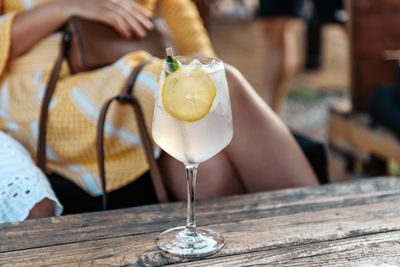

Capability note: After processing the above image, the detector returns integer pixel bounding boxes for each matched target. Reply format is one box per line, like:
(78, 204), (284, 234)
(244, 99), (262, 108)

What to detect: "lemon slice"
(162, 68), (216, 122)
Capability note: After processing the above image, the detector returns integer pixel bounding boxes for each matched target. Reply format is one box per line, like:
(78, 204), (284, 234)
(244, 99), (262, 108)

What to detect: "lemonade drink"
(152, 56), (233, 164)
(153, 55), (230, 257)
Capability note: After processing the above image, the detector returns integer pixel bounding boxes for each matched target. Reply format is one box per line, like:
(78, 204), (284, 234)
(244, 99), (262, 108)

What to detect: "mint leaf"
(165, 56), (179, 76)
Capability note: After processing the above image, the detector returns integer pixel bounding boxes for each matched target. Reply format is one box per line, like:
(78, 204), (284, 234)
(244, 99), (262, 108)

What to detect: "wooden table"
(1, 177), (400, 266)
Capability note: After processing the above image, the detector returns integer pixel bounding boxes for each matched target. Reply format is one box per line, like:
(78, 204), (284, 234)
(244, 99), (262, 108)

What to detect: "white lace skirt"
(0, 131), (62, 223)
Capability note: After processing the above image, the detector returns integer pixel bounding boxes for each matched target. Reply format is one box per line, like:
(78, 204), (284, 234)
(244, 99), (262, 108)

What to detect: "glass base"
(156, 226), (225, 258)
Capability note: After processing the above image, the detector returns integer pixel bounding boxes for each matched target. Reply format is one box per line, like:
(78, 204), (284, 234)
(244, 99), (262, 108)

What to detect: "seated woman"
(0, 0), (318, 223)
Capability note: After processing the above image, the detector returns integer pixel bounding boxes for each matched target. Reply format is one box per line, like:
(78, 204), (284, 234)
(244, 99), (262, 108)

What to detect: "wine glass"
(152, 56), (233, 257)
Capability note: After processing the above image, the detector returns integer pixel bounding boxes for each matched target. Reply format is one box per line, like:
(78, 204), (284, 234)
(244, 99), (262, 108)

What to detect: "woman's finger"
(104, 12), (132, 38)
(110, 5), (147, 38)
(120, 0), (153, 18)
(113, 0), (154, 31)
(129, 10), (154, 31)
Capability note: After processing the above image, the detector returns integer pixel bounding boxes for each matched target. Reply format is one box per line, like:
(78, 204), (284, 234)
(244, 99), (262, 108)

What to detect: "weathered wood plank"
(0, 178), (399, 253)
(1, 191), (400, 266)
(172, 231), (400, 266)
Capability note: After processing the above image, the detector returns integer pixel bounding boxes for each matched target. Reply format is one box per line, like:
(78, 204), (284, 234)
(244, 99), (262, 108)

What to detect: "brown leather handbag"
(37, 16), (172, 209)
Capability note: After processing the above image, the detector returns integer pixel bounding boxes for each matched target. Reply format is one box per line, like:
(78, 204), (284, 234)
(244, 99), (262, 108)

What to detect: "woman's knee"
(224, 63), (241, 84)
(224, 63), (247, 99)
(224, 63), (268, 110)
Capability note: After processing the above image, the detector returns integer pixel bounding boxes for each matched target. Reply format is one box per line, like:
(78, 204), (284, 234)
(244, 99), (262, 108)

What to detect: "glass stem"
(185, 164), (199, 235)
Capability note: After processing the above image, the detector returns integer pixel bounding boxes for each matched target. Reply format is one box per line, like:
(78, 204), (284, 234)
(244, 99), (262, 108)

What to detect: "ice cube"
(187, 59), (203, 69)
(210, 59), (220, 67)
(203, 59), (223, 73)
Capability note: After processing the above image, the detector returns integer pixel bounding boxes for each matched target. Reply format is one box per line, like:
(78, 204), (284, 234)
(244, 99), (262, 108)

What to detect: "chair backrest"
(347, 0), (400, 112)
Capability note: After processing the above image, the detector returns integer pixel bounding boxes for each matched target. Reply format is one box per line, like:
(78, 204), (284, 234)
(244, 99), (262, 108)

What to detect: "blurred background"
(208, 0), (348, 142)
(195, 0), (400, 183)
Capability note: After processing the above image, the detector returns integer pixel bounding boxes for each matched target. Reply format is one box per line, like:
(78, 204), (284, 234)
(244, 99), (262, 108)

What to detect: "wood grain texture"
(1, 178), (399, 253)
(0, 178), (400, 266)
(173, 231), (400, 266)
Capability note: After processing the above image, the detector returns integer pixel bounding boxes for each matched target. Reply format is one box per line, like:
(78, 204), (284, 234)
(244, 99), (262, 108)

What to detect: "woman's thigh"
(158, 151), (245, 201)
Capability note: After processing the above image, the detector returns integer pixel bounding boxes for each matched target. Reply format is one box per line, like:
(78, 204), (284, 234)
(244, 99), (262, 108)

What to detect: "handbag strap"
(37, 32), (71, 172)
(37, 32), (169, 208)
(97, 59), (169, 210)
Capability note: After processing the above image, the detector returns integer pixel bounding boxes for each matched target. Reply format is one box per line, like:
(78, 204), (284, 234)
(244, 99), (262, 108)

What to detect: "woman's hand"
(63, 0), (154, 39)
(10, 0), (154, 59)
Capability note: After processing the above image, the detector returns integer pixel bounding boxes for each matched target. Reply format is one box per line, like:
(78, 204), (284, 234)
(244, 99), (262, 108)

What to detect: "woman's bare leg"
(224, 64), (318, 192)
(159, 152), (245, 201)
(159, 64), (318, 201)
(261, 17), (301, 114)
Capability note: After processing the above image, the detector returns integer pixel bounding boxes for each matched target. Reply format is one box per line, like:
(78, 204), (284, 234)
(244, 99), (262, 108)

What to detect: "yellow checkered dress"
(0, 0), (215, 196)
